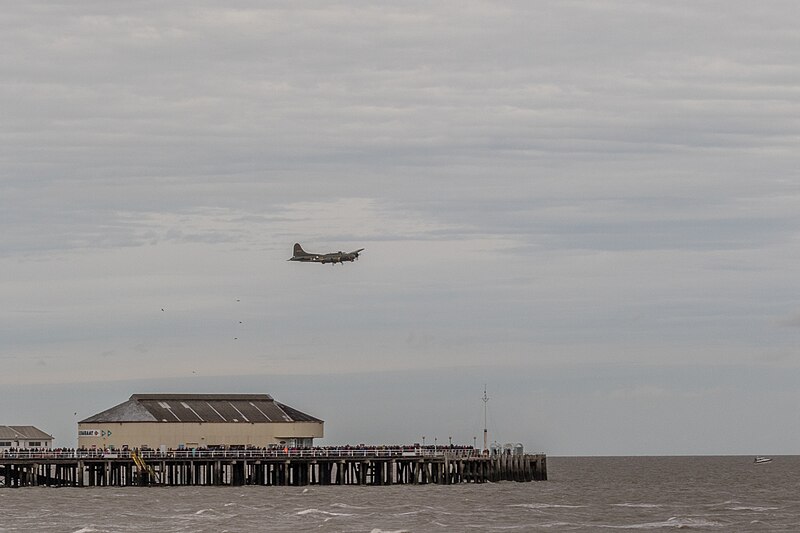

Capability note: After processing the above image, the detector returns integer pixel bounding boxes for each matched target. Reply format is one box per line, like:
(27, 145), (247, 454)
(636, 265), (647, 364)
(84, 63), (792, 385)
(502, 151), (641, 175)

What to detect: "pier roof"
(79, 394), (322, 424)
(0, 426), (53, 440)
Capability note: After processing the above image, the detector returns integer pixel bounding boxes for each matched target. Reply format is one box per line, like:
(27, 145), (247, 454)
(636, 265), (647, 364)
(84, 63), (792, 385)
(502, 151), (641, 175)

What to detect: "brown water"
(1, 456), (797, 531)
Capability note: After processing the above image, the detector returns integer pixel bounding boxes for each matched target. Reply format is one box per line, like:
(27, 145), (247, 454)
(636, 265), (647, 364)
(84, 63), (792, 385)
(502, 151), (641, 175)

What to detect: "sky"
(1, 1), (799, 455)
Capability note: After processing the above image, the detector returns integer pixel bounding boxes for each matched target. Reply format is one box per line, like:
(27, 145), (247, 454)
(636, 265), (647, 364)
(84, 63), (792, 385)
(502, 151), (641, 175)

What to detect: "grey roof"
(80, 394), (322, 424)
(0, 426), (53, 440)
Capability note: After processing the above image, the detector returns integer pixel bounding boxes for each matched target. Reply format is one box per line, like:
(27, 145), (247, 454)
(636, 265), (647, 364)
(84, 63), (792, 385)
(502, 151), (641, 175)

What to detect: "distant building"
(78, 394), (324, 450)
(0, 426), (53, 450)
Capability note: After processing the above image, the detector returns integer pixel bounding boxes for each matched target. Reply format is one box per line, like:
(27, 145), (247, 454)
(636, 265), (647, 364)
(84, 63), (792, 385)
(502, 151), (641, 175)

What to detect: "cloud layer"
(2, 1), (799, 452)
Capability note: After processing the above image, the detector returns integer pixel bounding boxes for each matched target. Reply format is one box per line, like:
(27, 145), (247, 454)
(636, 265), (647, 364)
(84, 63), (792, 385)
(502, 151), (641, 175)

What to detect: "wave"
(177, 509), (239, 521)
(597, 517), (724, 529)
(466, 525), (530, 530)
(611, 503), (663, 508)
(509, 503), (585, 509)
(296, 508), (354, 517)
(528, 522), (582, 529)
(331, 502), (371, 509)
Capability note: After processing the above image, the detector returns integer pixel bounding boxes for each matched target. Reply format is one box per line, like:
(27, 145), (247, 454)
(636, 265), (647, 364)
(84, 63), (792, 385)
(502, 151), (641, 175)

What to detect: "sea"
(1, 456), (797, 532)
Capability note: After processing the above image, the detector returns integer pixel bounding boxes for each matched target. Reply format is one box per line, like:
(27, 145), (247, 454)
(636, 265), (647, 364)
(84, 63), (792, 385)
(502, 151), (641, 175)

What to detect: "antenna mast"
(482, 385), (489, 452)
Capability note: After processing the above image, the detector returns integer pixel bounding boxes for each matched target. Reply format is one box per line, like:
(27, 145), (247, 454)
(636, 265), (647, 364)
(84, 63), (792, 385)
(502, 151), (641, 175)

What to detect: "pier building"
(78, 394), (323, 450)
(0, 426), (53, 451)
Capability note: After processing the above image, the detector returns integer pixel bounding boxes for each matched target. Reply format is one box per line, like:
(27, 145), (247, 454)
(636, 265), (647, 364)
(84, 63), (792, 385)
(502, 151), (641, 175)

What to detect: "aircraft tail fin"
(293, 243), (306, 256)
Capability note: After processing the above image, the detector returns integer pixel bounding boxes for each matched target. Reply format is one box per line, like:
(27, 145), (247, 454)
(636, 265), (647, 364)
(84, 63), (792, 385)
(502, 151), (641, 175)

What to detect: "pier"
(0, 448), (546, 488)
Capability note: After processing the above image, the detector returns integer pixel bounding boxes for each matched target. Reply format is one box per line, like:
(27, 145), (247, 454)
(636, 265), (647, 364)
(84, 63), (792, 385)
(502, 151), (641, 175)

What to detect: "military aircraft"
(288, 243), (365, 264)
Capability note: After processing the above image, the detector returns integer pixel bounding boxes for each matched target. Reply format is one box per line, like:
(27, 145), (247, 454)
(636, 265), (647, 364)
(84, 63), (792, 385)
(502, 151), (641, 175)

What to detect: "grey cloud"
(778, 314), (800, 328)
(2, 1), (800, 454)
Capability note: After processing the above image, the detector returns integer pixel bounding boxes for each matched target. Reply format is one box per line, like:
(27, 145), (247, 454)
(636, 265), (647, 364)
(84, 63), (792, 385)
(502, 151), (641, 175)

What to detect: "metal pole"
(482, 385), (489, 452)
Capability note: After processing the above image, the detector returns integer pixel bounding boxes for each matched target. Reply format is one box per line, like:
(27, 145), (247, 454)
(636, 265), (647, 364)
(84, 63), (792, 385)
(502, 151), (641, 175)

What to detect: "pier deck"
(0, 448), (546, 487)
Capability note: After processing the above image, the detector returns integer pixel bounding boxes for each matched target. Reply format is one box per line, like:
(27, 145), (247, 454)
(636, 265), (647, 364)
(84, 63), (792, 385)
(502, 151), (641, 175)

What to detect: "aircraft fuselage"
(289, 243), (364, 264)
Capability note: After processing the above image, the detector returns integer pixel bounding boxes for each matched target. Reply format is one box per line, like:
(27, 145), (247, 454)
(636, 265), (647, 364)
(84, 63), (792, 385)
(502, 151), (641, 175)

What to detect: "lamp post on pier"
(482, 386), (489, 452)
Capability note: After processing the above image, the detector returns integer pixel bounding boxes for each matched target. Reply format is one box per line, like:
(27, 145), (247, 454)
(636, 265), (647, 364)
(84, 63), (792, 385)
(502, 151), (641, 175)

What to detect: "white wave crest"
(331, 502), (370, 509)
(296, 508), (353, 517)
(612, 503), (663, 508)
(510, 503), (585, 509)
(599, 516), (724, 529)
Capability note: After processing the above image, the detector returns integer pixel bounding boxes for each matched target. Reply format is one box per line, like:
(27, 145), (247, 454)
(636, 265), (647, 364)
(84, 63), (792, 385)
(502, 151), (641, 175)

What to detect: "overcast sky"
(2, 1), (799, 455)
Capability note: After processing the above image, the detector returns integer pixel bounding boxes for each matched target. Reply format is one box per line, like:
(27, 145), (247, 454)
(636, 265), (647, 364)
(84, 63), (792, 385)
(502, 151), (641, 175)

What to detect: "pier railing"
(0, 447), (487, 461)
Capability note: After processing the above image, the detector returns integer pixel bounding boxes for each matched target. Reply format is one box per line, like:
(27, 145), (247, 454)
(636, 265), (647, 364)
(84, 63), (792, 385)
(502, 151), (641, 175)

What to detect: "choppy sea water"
(1, 456), (798, 532)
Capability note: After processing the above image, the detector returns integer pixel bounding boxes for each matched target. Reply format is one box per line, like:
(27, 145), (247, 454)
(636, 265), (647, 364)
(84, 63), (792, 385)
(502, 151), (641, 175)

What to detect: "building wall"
(77, 421), (323, 449)
(0, 439), (52, 450)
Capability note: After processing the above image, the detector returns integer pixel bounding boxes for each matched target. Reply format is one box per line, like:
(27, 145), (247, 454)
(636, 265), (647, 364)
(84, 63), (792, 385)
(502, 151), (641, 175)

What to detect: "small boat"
(754, 456), (772, 464)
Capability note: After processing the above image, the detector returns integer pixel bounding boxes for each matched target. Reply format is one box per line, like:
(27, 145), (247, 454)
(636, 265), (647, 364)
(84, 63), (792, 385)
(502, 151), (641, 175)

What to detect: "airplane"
(288, 243), (365, 264)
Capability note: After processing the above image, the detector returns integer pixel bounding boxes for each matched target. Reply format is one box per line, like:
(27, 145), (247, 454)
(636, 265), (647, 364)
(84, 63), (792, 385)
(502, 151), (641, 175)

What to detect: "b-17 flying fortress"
(288, 243), (364, 265)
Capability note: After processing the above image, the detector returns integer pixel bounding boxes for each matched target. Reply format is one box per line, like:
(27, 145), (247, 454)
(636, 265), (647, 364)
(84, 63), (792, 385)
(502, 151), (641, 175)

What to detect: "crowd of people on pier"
(1, 444), (483, 460)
